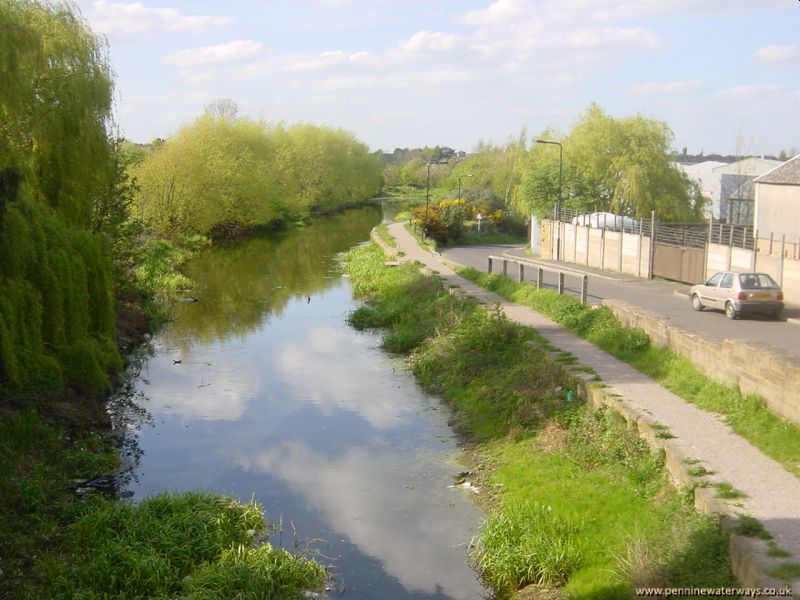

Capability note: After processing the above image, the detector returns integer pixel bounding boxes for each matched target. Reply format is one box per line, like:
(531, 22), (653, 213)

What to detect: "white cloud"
(275, 326), (412, 429)
(716, 83), (783, 100)
(164, 40), (263, 68)
(85, 0), (230, 41)
(465, 0), (526, 26)
(755, 45), (800, 66)
(627, 79), (703, 95)
(396, 31), (464, 58)
(233, 441), (484, 598)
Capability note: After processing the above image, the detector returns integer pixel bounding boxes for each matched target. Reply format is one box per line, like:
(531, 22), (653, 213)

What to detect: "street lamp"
(458, 173), (473, 202)
(535, 139), (563, 261)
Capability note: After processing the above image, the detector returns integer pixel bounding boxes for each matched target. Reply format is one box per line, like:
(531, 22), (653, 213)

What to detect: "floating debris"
(176, 296), (198, 303)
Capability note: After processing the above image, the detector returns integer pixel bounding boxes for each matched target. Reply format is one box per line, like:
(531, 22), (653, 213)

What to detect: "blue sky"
(75, 0), (800, 156)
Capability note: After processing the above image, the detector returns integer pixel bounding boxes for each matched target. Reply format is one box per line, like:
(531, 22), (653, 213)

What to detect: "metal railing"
(488, 255), (589, 304)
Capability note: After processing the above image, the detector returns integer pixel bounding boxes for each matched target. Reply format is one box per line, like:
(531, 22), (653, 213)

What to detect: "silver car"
(690, 271), (784, 320)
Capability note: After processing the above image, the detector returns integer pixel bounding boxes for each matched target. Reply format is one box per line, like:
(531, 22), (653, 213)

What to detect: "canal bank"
(377, 221), (800, 596)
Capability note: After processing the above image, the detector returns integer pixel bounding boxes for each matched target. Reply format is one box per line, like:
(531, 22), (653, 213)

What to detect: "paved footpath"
(387, 222), (800, 587)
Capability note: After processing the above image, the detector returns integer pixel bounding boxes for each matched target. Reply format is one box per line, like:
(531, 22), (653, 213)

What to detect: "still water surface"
(120, 204), (487, 599)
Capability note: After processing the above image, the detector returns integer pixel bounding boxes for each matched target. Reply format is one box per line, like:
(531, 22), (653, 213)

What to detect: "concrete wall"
(706, 242), (800, 303)
(755, 183), (800, 239)
(538, 219), (652, 278)
(605, 298), (800, 426)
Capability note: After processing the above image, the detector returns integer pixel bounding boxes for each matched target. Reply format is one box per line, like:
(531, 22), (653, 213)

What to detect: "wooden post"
(537, 267), (543, 290)
(518, 263), (524, 283)
(581, 274), (588, 304)
(502, 259), (508, 276)
(558, 272), (565, 295)
(488, 257), (493, 273)
(779, 234), (785, 286)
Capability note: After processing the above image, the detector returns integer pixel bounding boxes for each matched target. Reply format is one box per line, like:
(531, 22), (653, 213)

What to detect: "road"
(440, 244), (800, 362)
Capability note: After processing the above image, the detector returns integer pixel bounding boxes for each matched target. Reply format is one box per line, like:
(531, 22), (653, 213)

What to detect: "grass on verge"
(344, 243), (736, 599)
(458, 267), (800, 478)
(0, 409), (325, 599)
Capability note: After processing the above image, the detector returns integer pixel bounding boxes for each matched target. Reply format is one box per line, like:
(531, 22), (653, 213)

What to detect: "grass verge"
(0, 409), (325, 599)
(458, 267), (800, 478)
(344, 242), (736, 598)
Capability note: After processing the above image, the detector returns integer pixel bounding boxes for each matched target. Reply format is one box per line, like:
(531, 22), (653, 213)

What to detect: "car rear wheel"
(691, 294), (704, 311)
(725, 302), (738, 320)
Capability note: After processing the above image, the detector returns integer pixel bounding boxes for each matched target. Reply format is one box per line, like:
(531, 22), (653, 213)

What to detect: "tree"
(131, 113), (383, 236)
(515, 104), (700, 221)
(0, 0), (115, 227)
(0, 0), (121, 392)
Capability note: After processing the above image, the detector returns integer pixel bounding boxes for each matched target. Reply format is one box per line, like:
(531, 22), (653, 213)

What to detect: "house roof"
(754, 155), (800, 185)
(712, 157), (782, 176)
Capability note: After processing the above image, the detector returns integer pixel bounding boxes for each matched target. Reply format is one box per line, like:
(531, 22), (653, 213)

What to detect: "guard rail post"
(536, 267), (543, 290)
(488, 257), (493, 273)
(518, 263), (524, 283)
(558, 272), (565, 295)
(581, 274), (588, 304)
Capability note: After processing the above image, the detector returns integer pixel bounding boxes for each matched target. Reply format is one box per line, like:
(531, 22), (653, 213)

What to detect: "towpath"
(387, 222), (800, 589)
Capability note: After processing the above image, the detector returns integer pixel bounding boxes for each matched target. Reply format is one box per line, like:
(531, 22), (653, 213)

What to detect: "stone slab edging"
(575, 379), (795, 593)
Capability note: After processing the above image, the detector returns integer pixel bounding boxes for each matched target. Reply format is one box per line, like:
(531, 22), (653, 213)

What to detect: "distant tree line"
(129, 103), (383, 237)
(386, 103), (707, 223)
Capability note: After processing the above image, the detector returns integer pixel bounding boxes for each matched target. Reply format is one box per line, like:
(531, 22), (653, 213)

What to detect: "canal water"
(116, 204), (488, 599)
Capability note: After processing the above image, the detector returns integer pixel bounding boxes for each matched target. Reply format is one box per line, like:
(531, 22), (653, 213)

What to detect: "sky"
(74, 0), (800, 156)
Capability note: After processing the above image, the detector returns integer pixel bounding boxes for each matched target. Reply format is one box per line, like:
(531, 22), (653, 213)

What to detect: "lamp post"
(535, 139), (563, 260)
(458, 173), (473, 202)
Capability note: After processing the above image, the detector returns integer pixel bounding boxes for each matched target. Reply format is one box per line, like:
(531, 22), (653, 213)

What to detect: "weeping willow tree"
(0, 1), (121, 394)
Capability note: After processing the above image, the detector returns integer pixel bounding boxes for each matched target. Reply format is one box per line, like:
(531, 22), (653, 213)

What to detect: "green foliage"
(471, 501), (583, 590)
(0, 2), (124, 394)
(0, 199), (120, 393)
(48, 490), (324, 598)
(734, 515), (772, 540)
(132, 110), (383, 237)
(0, 409), (120, 594)
(185, 543), (326, 599)
(516, 104), (702, 221)
(0, 0), (115, 227)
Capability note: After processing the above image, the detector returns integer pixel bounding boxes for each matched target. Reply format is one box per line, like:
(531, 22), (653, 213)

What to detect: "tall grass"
(472, 501), (583, 590)
(0, 410), (325, 599)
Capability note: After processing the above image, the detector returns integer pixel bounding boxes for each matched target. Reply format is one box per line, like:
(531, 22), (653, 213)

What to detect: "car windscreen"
(738, 273), (779, 289)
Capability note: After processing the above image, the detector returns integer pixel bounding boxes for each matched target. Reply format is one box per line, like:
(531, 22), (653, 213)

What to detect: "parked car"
(689, 272), (784, 320)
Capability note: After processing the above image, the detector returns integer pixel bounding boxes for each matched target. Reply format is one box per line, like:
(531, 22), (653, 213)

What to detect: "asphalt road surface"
(440, 244), (800, 362)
